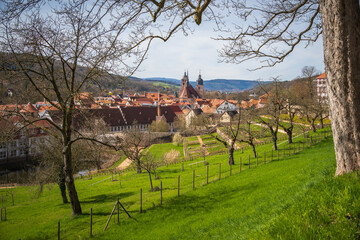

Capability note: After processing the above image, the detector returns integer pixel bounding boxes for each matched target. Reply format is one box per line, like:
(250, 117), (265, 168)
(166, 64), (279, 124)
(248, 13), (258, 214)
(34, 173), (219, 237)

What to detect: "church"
(179, 71), (204, 100)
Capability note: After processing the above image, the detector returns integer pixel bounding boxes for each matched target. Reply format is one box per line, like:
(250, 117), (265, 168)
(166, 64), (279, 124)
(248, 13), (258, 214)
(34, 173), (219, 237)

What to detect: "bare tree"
(256, 78), (284, 150)
(237, 108), (259, 158)
(213, 111), (241, 166)
(0, 1), (167, 215)
(139, 151), (163, 191)
(118, 129), (152, 174)
(279, 83), (302, 143)
(209, 0), (360, 175)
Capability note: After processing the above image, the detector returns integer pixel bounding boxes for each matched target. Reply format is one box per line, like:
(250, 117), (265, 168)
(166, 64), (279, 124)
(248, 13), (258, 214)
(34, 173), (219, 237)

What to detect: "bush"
(172, 132), (183, 146)
(164, 149), (180, 164)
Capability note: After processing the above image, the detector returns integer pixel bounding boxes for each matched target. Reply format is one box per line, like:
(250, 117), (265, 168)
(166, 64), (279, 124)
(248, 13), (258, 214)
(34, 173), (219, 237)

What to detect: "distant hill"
(139, 77), (267, 92)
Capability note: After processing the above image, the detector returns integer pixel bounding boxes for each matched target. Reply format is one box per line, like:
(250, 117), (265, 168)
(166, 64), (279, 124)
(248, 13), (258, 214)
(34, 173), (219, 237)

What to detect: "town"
(1, 0), (359, 239)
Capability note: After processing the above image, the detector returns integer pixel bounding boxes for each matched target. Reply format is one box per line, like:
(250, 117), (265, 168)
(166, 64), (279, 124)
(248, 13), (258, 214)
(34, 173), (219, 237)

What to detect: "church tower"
(181, 71), (189, 90)
(196, 72), (204, 99)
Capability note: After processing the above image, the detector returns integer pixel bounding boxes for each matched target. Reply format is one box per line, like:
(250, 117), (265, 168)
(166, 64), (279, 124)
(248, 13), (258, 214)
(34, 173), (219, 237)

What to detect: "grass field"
(1, 128), (358, 239)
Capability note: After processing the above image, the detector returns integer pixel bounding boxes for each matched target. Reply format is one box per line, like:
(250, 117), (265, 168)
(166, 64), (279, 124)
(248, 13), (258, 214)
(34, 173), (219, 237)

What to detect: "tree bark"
(319, 0), (360, 176)
(310, 120), (316, 132)
(63, 144), (82, 215)
(148, 172), (153, 191)
(62, 109), (82, 215)
(287, 130), (293, 144)
(136, 159), (142, 174)
(320, 118), (324, 129)
(272, 135), (278, 151)
(251, 144), (257, 158)
(58, 169), (68, 204)
(228, 147), (234, 165)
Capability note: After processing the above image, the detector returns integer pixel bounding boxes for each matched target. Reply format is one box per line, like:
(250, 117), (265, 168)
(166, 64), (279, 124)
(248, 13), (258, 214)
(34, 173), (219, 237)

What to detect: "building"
(0, 116), (50, 170)
(316, 72), (328, 102)
(196, 73), (204, 98)
(179, 71), (203, 100)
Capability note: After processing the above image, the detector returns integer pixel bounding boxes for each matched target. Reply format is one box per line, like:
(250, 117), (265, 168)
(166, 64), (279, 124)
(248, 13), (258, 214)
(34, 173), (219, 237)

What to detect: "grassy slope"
(1, 133), (358, 239)
(94, 138), (343, 240)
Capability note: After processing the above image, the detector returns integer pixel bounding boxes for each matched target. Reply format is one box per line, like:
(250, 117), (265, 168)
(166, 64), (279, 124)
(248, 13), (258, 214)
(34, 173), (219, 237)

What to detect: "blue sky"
(135, 24), (325, 82)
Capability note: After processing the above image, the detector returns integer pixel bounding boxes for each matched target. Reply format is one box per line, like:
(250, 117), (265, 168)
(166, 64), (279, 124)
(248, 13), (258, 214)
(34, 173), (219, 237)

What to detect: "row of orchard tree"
(0, 0), (358, 216)
(210, 68), (329, 167)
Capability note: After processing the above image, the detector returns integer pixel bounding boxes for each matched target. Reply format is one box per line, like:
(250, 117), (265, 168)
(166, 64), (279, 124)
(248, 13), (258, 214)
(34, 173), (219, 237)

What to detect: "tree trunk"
(228, 147), (234, 165)
(148, 172), (153, 191)
(272, 135), (278, 150)
(310, 120), (316, 132)
(287, 130), (293, 144)
(320, 117), (324, 129)
(63, 144), (82, 215)
(319, 0), (360, 176)
(251, 144), (257, 158)
(136, 159), (142, 174)
(58, 169), (68, 204)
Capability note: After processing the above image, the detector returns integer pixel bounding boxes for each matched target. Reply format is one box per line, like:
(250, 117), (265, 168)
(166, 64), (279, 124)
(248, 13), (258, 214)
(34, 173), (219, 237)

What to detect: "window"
(9, 141), (16, 148)
(0, 151), (7, 159)
(10, 149), (17, 157)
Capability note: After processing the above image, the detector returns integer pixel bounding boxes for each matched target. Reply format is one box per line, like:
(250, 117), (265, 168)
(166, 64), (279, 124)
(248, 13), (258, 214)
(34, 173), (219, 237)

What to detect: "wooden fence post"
(178, 176), (180, 197)
(117, 197), (119, 224)
(140, 188), (142, 213)
(58, 221), (60, 240)
(282, 147), (285, 158)
(219, 163), (221, 180)
(293, 144), (295, 155)
(264, 151), (266, 164)
(160, 181), (163, 205)
(206, 165), (209, 185)
(90, 208), (93, 237)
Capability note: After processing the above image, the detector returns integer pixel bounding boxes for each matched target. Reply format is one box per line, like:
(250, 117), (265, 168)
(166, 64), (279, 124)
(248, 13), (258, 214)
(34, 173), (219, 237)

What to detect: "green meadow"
(1, 129), (359, 239)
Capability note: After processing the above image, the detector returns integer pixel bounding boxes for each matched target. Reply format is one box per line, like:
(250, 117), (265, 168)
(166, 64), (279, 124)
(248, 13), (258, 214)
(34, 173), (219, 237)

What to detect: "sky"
(135, 22), (325, 82)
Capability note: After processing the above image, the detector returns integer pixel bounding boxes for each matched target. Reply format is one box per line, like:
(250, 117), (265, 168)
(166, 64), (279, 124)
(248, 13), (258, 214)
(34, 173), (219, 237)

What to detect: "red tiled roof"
(316, 72), (326, 79)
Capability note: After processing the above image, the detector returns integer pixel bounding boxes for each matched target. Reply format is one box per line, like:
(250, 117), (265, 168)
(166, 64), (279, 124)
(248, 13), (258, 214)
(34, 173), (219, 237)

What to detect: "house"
(185, 108), (203, 128)
(47, 105), (179, 134)
(214, 100), (238, 114)
(219, 110), (238, 123)
(0, 116), (50, 170)
(316, 72), (328, 102)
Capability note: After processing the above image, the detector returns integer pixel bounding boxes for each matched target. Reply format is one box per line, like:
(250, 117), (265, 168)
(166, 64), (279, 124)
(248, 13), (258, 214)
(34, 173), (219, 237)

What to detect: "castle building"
(179, 71), (204, 100)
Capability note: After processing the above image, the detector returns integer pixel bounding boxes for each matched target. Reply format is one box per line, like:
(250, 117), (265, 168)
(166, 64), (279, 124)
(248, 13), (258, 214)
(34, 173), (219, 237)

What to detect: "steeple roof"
(197, 73), (203, 85)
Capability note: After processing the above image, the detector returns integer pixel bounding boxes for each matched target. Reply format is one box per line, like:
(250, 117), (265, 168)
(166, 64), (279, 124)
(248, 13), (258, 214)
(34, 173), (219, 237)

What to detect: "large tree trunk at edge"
(319, 0), (360, 176)
(228, 147), (234, 165)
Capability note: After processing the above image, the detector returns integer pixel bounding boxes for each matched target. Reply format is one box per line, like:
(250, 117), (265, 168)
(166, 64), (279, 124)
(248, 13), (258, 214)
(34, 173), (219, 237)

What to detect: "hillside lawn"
(1, 129), (359, 239)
